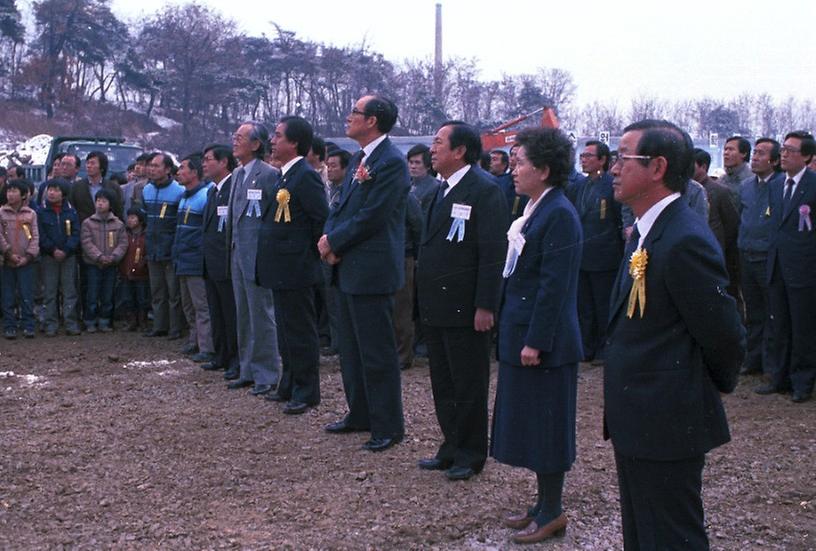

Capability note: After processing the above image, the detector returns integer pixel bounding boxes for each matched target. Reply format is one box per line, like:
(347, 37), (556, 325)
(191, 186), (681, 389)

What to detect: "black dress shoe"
(283, 401), (310, 414)
(362, 435), (403, 452)
(792, 391), (812, 403)
(223, 368), (240, 380)
(740, 365), (762, 376)
(418, 457), (452, 471)
(200, 361), (223, 371)
(167, 331), (183, 341)
(325, 418), (369, 434)
(143, 329), (167, 337)
(446, 466), (476, 481)
(227, 379), (253, 390)
(181, 343), (198, 355)
(191, 352), (214, 363)
(250, 383), (273, 396)
(755, 383), (785, 395)
(265, 391), (289, 403)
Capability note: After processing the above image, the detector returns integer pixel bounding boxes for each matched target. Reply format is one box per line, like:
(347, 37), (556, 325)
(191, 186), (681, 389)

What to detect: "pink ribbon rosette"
(799, 204), (812, 232)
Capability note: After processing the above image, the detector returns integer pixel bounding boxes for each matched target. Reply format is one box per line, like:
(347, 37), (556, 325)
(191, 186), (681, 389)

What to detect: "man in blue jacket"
(319, 95), (409, 452)
(567, 140), (622, 364)
(173, 154), (214, 362)
(605, 119), (744, 550)
(143, 152), (185, 339)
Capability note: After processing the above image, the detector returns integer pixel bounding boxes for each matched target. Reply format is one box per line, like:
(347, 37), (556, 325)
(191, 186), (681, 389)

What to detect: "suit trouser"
(768, 267), (816, 394)
(179, 275), (214, 354)
(205, 277), (238, 371)
(615, 452), (708, 551)
(231, 255), (280, 386)
(336, 291), (404, 439)
(274, 286), (320, 405)
(320, 263), (339, 350)
(578, 269), (617, 360)
(425, 324), (490, 471)
(739, 252), (774, 374)
(41, 255), (79, 332)
(393, 257), (416, 369)
(148, 260), (181, 334)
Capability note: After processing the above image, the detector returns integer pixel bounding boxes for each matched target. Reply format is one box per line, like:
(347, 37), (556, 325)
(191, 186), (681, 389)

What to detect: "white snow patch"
(0, 371), (48, 387)
(123, 359), (178, 369)
(152, 114), (180, 129)
(157, 370), (181, 377)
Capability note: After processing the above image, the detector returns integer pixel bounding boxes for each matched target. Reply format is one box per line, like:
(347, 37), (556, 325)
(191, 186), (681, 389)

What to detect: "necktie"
(231, 167), (246, 218)
(783, 178), (794, 209)
(433, 180), (449, 212)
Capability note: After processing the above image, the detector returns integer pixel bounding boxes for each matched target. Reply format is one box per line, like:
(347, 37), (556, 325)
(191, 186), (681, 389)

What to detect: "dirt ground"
(1, 332), (814, 550)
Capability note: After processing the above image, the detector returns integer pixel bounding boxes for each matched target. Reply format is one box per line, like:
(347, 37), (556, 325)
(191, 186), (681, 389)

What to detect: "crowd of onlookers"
(2, 95), (815, 549)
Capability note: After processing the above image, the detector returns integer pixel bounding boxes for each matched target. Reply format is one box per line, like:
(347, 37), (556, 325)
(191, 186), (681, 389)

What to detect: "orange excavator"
(480, 107), (560, 151)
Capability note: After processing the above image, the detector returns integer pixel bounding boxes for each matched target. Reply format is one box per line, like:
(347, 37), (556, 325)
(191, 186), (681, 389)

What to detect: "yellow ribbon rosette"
(275, 189), (291, 223)
(626, 248), (648, 319)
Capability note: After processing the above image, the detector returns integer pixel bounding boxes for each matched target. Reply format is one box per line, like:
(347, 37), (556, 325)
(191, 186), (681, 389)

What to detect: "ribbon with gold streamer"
(626, 248), (648, 319)
(275, 189), (291, 223)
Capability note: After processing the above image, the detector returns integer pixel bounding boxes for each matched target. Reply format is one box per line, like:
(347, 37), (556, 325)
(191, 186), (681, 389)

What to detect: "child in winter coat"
(0, 179), (40, 338)
(80, 188), (127, 332)
(37, 179), (81, 336)
(118, 207), (150, 331)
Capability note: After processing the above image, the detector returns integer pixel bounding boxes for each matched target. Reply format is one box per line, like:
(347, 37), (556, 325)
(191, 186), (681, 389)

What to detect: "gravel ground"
(1, 332), (814, 549)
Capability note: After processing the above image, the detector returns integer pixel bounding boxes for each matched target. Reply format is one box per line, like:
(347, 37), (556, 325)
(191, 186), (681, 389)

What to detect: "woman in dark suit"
(490, 128), (584, 545)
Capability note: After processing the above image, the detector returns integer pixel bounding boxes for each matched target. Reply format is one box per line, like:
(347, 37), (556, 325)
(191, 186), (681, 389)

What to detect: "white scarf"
(502, 187), (552, 278)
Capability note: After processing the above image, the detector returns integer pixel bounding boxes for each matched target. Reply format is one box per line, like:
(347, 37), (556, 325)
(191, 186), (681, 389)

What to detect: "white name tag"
(247, 189), (262, 201)
(217, 206), (228, 216)
(450, 203), (472, 220)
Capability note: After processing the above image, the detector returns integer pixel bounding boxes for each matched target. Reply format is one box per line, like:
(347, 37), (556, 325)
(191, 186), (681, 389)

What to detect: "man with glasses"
(605, 119), (744, 550)
(567, 140), (622, 365)
(762, 131), (816, 403)
(319, 95), (409, 452)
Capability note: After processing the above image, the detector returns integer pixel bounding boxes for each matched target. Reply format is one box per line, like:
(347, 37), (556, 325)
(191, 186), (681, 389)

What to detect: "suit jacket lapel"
(425, 169), (475, 241)
(782, 178), (808, 223)
(264, 159), (302, 217)
(610, 198), (680, 319)
(335, 151), (364, 211)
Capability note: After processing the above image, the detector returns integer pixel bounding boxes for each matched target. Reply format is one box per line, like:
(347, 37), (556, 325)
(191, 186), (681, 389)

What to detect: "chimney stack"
(434, 3), (443, 100)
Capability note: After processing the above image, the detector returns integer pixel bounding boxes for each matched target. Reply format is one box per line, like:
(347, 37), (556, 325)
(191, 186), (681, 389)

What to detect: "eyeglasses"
(613, 154), (654, 165)
(781, 145), (802, 154)
(350, 108), (367, 117)
(579, 152), (597, 159)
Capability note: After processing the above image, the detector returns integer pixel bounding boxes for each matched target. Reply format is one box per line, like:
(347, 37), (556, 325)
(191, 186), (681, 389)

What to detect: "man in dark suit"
(258, 116), (328, 414)
(319, 95), (409, 452)
(226, 122), (281, 396)
(761, 131), (816, 403)
(201, 144), (239, 379)
(415, 121), (508, 480)
(566, 140), (622, 364)
(693, 148), (740, 301)
(605, 119), (745, 550)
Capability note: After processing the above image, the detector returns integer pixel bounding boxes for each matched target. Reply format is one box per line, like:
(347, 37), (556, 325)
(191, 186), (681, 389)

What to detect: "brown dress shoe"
(512, 513), (567, 544)
(504, 511), (534, 530)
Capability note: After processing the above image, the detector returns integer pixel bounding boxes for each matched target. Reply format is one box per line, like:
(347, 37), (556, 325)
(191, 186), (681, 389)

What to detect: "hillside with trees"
(1, 0), (814, 155)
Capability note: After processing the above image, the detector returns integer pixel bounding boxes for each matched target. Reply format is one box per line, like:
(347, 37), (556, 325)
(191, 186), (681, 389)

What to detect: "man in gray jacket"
(226, 122), (281, 397)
